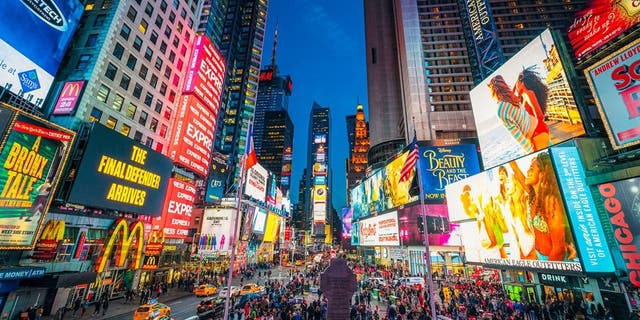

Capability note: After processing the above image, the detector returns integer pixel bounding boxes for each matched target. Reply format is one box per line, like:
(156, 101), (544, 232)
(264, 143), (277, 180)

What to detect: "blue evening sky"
(261, 0), (368, 210)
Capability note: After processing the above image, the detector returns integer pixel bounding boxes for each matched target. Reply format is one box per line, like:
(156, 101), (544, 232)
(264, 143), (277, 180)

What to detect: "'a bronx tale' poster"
(0, 110), (74, 248)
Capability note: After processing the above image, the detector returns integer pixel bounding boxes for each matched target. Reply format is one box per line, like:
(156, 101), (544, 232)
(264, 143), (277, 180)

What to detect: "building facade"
(306, 102), (330, 240)
(346, 104), (369, 204)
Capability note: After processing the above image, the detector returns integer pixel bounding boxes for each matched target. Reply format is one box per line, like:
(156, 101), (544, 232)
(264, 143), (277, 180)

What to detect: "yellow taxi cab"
(194, 284), (217, 297)
(133, 303), (171, 320)
(295, 259), (304, 266)
(239, 283), (262, 295)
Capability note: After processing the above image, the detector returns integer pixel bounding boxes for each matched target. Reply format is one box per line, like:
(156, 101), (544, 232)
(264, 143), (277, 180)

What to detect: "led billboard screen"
(470, 29), (585, 169)
(351, 221), (360, 246)
(446, 150), (583, 272)
(397, 204), (458, 247)
(68, 123), (173, 215)
(205, 152), (227, 202)
(313, 186), (327, 223)
(0, 0), (82, 105)
(245, 163), (268, 202)
(359, 211), (400, 246)
(568, 0), (640, 60)
(252, 208), (267, 234)
(419, 145), (481, 202)
(0, 112), (74, 249)
(263, 213), (280, 243)
(340, 207), (353, 239)
(585, 38), (640, 149)
(183, 35), (225, 111)
(200, 208), (235, 255)
(51, 81), (86, 115)
(156, 178), (195, 239)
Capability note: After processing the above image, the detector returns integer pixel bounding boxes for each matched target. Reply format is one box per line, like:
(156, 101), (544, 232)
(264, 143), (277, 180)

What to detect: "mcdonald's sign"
(52, 81), (86, 115)
(32, 219), (65, 260)
(142, 254), (159, 270)
(95, 218), (144, 273)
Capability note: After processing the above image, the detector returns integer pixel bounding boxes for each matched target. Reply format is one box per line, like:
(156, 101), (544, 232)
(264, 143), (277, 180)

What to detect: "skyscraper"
(306, 102), (330, 239)
(346, 104), (369, 204)
(259, 110), (294, 193)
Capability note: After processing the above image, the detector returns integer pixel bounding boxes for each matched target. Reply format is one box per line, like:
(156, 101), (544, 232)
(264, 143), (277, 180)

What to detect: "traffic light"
(417, 216), (424, 233)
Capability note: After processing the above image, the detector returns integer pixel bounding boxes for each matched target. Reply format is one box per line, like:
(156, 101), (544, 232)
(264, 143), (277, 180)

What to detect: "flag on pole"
(399, 137), (419, 182)
(244, 123), (258, 170)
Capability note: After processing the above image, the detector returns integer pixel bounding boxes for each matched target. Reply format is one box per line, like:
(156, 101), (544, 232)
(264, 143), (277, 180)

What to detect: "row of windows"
(89, 106), (164, 152)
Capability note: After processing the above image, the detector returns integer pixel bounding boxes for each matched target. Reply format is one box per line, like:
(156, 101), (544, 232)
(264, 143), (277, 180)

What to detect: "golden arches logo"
(39, 220), (65, 241)
(148, 229), (165, 244)
(61, 82), (81, 97)
(95, 218), (144, 273)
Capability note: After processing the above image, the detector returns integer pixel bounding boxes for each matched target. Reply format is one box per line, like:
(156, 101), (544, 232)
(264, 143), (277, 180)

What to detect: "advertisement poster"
(241, 205), (256, 241)
(0, 0), (83, 104)
(182, 35), (225, 112)
(244, 163), (268, 202)
(313, 186), (327, 223)
(154, 179), (195, 239)
(263, 213), (280, 243)
(470, 29), (584, 169)
(0, 113), (74, 248)
(383, 150), (418, 209)
(351, 221), (360, 246)
(351, 183), (367, 220)
(551, 147), (615, 273)
(51, 81), (86, 115)
(68, 123), (172, 215)
(568, 0), (640, 60)
(32, 219), (65, 260)
(397, 204), (458, 247)
(585, 39), (640, 149)
(597, 179), (640, 286)
(200, 208), (235, 255)
(340, 207), (353, 239)
(446, 150), (583, 272)
(205, 152), (227, 202)
(419, 145), (481, 202)
(252, 208), (267, 234)
(462, 0), (504, 81)
(365, 169), (386, 214)
(359, 211), (400, 247)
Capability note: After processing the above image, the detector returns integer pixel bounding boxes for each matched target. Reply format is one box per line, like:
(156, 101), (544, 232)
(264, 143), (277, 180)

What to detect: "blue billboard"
(0, 0), (83, 105)
(462, 0), (504, 84)
(419, 145), (481, 203)
(551, 147), (615, 273)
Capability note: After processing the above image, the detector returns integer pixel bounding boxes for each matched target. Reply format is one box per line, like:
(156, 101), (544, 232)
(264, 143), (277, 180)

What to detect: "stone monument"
(320, 258), (357, 320)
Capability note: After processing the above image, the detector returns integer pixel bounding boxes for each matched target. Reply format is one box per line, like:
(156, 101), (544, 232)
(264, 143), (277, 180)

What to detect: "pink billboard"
(183, 35), (225, 112)
(52, 81), (85, 115)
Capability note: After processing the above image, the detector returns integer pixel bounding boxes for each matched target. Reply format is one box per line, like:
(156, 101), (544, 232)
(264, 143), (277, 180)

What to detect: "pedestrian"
(72, 298), (81, 317)
(35, 306), (43, 320)
(102, 299), (109, 316)
(80, 300), (88, 318)
(92, 300), (101, 316)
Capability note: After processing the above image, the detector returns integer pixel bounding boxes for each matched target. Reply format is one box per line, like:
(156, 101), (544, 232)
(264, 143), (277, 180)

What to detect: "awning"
(21, 271), (98, 288)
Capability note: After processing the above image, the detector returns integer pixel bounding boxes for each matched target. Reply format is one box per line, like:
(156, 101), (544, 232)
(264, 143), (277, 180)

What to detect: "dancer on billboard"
(514, 67), (551, 151)
(460, 185), (507, 258)
(497, 166), (536, 260)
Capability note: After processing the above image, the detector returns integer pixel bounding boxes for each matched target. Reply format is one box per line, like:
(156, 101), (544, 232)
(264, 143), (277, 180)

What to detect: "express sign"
(155, 178), (195, 239)
(182, 35), (225, 113)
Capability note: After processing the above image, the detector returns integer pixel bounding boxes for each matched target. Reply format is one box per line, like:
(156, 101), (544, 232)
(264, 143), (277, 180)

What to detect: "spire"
(271, 19), (278, 67)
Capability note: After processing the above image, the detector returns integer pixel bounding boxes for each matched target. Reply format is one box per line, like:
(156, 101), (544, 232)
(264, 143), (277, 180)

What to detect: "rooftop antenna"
(271, 19), (278, 68)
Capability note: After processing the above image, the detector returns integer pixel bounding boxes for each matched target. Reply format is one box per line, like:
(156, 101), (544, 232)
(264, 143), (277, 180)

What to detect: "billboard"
(550, 147), (615, 273)
(313, 185), (327, 223)
(0, 0), (83, 105)
(568, 0), (640, 60)
(95, 219), (144, 273)
(263, 213), (280, 243)
(245, 163), (268, 202)
(240, 205), (256, 241)
(200, 208), (235, 254)
(68, 123), (173, 215)
(51, 81), (86, 115)
(155, 178), (195, 239)
(365, 168), (386, 214)
(381, 150), (418, 211)
(470, 29), (585, 169)
(419, 145), (481, 202)
(32, 219), (65, 260)
(205, 152), (227, 202)
(397, 204), (458, 247)
(0, 112), (74, 249)
(182, 35), (225, 112)
(598, 179), (640, 286)
(168, 94), (217, 177)
(585, 38), (640, 149)
(462, 0), (504, 82)
(351, 221), (360, 245)
(446, 150), (583, 272)
(340, 207), (353, 239)
(252, 207), (267, 233)
(359, 211), (400, 246)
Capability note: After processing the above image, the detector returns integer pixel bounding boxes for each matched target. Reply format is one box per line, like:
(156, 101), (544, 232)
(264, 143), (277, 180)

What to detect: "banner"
(419, 145), (481, 202)
(340, 207), (353, 239)
(241, 205), (256, 241)
(313, 186), (327, 223)
(446, 150), (583, 273)
(0, 112), (74, 249)
(470, 29), (584, 169)
(182, 35), (225, 112)
(200, 208), (235, 254)
(359, 211), (399, 246)
(585, 38), (640, 149)
(205, 152), (227, 202)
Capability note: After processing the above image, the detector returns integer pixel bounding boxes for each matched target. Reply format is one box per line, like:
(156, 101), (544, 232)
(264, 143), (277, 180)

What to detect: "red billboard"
(182, 35), (225, 112)
(152, 178), (195, 239)
(567, 0), (640, 60)
(52, 81), (85, 115)
(168, 94), (216, 177)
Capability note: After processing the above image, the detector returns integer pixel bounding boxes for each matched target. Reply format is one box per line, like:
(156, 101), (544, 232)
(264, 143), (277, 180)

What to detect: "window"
(121, 124), (131, 136)
(160, 42), (168, 54)
(172, 0), (178, 9)
(168, 90), (176, 103)
(145, 137), (154, 148)
(139, 65), (148, 79)
(150, 118), (159, 132)
(160, 124), (168, 138)
(112, 94), (124, 111)
(144, 93), (153, 106)
(106, 116), (117, 129)
(113, 42), (125, 59)
(150, 31), (158, 44)
(138, 111), (148, 125)
(133, 84), (143, 98)
(105, 63), (117, 80)
(144, 47), (153, 61)
(89, 107), (102, 122)
(154, 100), (163, 113)
(180, 8), (187, 19)
(180, 44), (187, 56)
(119, 74), (131, 90)
(139, 19), (148, 34)
(155, 142), (163, 153)
(85, 34), (98, 47)
(155, 15), (163, 28)
(176, 22), (183, 33)
(120, 24), (131, 40)
(163, 107), (172, 120)
(76, 54), (91, 69)
(185, 30), (190, 42)
(159, 82), (167, 95)
(169, 11), (176, 23)
(145, 3), (153, 16)
(97, 84), (110, 102)
(133, 36), (143, 51)
(150, 74), (158, 88)
(94, 14), (106, 27)
(164, 65), (172, 79)
(126, 103), (137, 119)
(126, 54), (137, 70)
(164, 25), (171, 38)
(172, 36), (179, 49)
(126, 6), (137, 21)
(160, 0), (168, 12)
(155, 57), (163, 70)
(172, 74), (179, 86)
(134, 131), (143, 142)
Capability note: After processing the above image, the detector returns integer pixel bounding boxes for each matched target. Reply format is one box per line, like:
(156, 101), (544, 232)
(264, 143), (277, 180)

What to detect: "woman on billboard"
(513, 67), (551, 151)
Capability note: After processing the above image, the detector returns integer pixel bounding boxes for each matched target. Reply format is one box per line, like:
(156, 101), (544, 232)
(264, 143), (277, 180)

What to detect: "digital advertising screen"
(252, 207), (267, 234)
(470, 29), (585, 169)
(51, 81), (86, 115)
(154, 178), (195, 239)
(200, 208), (235, 255)
(313, 185), (327, 223)
(462, 0), (504, 81)
(383, 150), (418, 209)
(0, 0), (83, 105)
(365, 168), (386, 214)
(341, 207), (353, 239)
(419, 145), (481, 203)
(567, 0), (640, 60)
(0, 112), (74, 249)
(183, 35), (225, 112)
(359, 211), (400, 247)
(446, 150), (583, 273)
(397, 204), (458, 247)
(263, 213), (280, 243)
(351, 221), (360, 245)
(241, 205), (256, 241)
(244, 163), (268, 202)
(68, 123), (173, 215)
(351, 183), (367, 220)
(205, 152), (227, 203)
(585, 38), (640, 149)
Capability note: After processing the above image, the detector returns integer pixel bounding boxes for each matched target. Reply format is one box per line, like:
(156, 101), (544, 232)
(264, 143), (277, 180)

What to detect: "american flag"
(399, 141), (419, 182)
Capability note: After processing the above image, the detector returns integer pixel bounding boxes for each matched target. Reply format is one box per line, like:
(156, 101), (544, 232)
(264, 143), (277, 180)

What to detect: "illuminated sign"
(0, 111), (74, 249)
(142, 230), (163, 270)
(351, 221), (360, 245)
(168, 94), (217, 177)
(263, 213), (280, 243)
(470, 29), (584, 169)
(244, 163), (267, 202)
(252, 208), (267, 233)
(340, 207), (353, 239)
(68, 123), (172, 215)
(182, 35), (225, 112)
(32, 219), (65, 260)
(0, 0), (82, 105)
(359, 211), (399, 246)
(551, 147), (614, 273)
(446, 150), (583, 273)
(240, 206), (255, 241)
(205, 152), (227, 202)
(568, 0), (640, 60)
(200, 208), (235, 254)
(397, 204), (457, 246)
(585, 38), (640, 149)
(154, 178), (195, 239)
(51, 81), (85, 115)
(313, 186), (327, 223)
(312, 162), (327, 176)
(313, 134), (327, 144)
(314, 176), (326, 185)
(259, 70), (273, 81)
(95, 218), (144, 273)
(598, 179), (640, 286)
(419, 145), (481, 202)
(462, 0), (504, 81)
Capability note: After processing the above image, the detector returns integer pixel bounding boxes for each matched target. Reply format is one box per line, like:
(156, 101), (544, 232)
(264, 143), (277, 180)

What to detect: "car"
(197, 297), (224, 314)
(399, 277), (425, 289)
(133, 303), (171, 320)
(194, 284), (217, 297)
(218, 285), (240, 298)
(234, 293), (262, 310)
(239, 283), (262, 295)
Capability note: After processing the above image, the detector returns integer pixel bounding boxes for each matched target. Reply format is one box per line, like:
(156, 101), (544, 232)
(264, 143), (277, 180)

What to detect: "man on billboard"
(24, 177), (52, 221)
